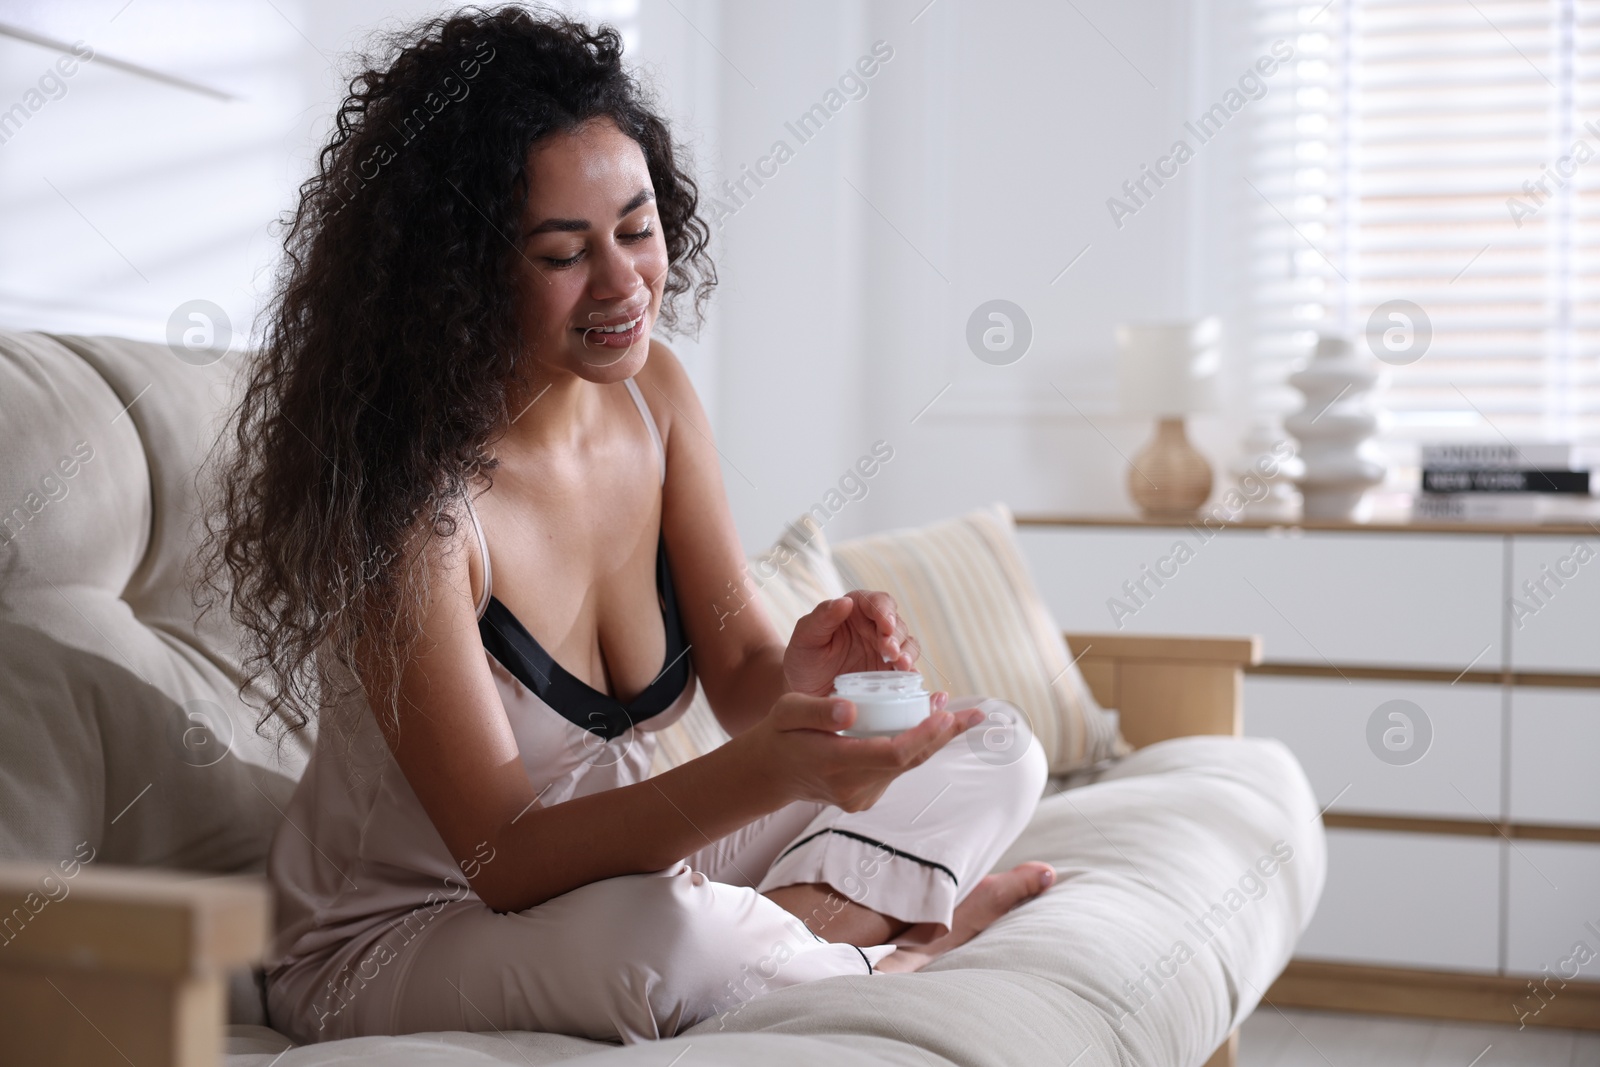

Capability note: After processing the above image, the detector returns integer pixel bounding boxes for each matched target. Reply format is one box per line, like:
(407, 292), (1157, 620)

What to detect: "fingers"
(831, 708), (975, 773)
(792, 596), (853, 648)
(831, 589), (924, 670)
(773, 692), (855, 733)
(849, 589), (909, 663)
(887, 707), (983, 765)
(889, 634), (921, 671)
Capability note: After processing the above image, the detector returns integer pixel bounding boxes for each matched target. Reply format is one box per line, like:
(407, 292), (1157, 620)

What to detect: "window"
(0, 3), (304, 344)
(0, 0), (640, 346)
(1251, 0), (1600, 444)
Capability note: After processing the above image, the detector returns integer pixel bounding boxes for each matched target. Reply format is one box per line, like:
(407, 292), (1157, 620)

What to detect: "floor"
(1240, 1008), (1600, 1066)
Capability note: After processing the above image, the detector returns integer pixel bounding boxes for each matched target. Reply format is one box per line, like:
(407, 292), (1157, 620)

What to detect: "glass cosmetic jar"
(831, 671), (931, 737)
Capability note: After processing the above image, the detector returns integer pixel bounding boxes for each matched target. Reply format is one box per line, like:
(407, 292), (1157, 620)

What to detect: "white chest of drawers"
(1018, 515), (1600, 1027)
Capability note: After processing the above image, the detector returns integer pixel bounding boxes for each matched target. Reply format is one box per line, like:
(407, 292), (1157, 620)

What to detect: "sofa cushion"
(828, 503), (1127, 775)
(225, 736), (1326, 1066)
(0, 619), (291, 871)
(679, 737), (1324, 1067)
(0, 331), (150, 599)
(0, 331), (310, 873)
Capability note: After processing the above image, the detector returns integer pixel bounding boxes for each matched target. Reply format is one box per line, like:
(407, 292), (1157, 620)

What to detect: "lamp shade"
(1116, 316), (1222, 415)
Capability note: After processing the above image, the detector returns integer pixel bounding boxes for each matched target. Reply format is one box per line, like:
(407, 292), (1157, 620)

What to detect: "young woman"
(210, 6), (1051, 1046)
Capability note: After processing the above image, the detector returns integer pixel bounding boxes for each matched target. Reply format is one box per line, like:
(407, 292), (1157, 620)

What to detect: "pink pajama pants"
(275, 698), (1046, 1045)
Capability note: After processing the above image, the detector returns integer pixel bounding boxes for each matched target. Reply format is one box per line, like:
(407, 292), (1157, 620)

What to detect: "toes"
(1018, 861), (1056, 895)
(961, 863), (1053, 918)
(990, 862), (1055, 909)
(876, 947), (933, 973)
(934, 862), (1059, 954)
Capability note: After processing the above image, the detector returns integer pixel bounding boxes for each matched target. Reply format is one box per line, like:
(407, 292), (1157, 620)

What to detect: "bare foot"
(875, 861), (1055, 973)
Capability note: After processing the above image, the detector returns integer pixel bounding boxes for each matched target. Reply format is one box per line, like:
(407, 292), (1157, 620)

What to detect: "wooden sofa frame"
(0, 631), (1260, 1067)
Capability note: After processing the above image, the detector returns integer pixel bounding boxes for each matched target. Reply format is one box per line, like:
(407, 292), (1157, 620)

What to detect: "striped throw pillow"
(649, 505), (1127, 776)
(829, 503), (1127, 775)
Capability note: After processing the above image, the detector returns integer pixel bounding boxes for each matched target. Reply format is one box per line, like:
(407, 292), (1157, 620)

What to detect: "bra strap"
(462, 491), (493, 619)
(623, 377), (667, 487)
(467, 380), (658, 619)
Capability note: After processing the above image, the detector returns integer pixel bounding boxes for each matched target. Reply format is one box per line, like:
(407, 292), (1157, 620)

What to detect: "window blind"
(1250, 0), (1600, 443)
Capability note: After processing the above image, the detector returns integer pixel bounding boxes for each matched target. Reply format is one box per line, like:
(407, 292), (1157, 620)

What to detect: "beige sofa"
(0, 332), (1326, 1066)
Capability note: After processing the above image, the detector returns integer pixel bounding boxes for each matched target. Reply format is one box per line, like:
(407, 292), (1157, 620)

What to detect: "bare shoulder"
(350, 500), (481, 742)
(630, 338), (705, 442)
(380, 498), (479, 635)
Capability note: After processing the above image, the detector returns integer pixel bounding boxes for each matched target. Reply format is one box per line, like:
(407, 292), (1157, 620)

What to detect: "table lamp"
(1116, 316), (1221, 519)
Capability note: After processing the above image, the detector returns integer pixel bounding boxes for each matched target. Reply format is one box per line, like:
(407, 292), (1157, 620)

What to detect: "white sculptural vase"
(1285, 335), (1389, 521)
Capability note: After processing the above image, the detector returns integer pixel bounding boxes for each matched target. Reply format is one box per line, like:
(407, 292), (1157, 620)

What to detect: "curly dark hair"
(200, 4), (716, 747)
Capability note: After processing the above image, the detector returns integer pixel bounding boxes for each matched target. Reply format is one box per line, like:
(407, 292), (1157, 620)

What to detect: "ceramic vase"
(1128, 417), (1214, 519)
(1285, 335), (1388, 521)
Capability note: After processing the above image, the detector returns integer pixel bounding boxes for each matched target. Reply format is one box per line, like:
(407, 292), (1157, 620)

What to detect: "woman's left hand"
(783, 590), (921, 697)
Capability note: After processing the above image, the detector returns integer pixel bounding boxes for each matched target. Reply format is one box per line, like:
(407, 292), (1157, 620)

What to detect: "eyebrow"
(526, 189), (655, 235)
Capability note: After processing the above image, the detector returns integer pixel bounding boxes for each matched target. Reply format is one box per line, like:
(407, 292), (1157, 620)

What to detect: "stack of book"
(1412, 442), (1598, 522)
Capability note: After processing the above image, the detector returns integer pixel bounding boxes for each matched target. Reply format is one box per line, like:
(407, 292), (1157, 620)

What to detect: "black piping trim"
(476, 531), (692, 741)
(773, 828), (958, 887)
(852, 944), (874, 975)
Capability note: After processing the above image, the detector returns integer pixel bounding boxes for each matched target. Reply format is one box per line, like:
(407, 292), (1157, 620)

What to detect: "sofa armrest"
(1063, 632), (1261, 1067)
(0, 861), (269, 1067)
(1063, 632), (1263, 749)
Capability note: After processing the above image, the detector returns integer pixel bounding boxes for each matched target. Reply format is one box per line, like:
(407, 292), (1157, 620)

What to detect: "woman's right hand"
(737, 691), (986, 812)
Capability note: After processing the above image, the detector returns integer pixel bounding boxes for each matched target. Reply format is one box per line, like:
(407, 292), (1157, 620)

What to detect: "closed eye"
(540, 225), (654, 268)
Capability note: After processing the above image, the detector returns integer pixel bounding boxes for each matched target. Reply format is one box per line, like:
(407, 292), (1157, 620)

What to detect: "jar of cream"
(832, 671), (931, 737)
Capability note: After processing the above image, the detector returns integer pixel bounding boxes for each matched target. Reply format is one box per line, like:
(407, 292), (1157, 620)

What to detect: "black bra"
(477, 530), (693, 741)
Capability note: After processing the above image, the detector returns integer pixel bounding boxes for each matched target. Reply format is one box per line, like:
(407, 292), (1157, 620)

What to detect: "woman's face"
(515, 117), (668, 382)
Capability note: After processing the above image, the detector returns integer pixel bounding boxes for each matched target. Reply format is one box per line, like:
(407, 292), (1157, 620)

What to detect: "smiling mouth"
(580, 311), (645, 335)
(575, 307), (649, 365)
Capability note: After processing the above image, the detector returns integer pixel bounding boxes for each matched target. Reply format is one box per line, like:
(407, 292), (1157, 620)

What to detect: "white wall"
(636, 0), (1268, 552)
(0, 0), (643, 343)
(0, 0), (310, 341)
(0, 0), (1269, 554)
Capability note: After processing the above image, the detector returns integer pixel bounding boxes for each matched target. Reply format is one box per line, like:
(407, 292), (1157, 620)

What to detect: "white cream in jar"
(832, 671), (931, 737)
